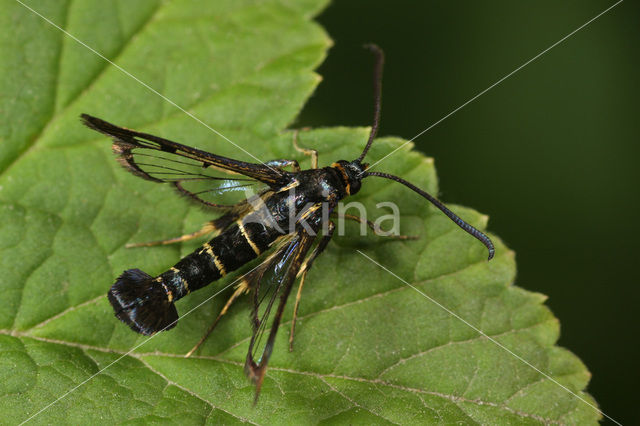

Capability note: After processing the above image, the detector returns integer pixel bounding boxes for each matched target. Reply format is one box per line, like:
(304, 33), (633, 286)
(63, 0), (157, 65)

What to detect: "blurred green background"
(297, 1), (638, 424)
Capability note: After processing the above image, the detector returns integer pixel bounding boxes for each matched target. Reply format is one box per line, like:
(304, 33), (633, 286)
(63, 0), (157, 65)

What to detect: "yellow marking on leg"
(222, 280), (250, 315)
(293, 129), (318, 169)
(185, 280), (250, 358)
(126, 222), (217, 248)
(289, 252), (316, 351)
(238, 221), (261, 255)
(300, 203), (321, 221)
(289, 268), (309, 352)
(289, 222), (334, 351)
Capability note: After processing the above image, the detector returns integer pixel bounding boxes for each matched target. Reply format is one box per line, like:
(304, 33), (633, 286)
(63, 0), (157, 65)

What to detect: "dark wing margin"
(81, 114), (290, 186)
(241, 228), (317, 403)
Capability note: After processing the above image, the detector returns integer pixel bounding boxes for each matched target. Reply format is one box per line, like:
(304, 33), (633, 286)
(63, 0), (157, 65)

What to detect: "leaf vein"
(317, 376), (400, 425)
(136, 357), (258, 425)
(3, 333), (573, 423)
(0, 1), (163, 178)
(213, 251), (508, 359)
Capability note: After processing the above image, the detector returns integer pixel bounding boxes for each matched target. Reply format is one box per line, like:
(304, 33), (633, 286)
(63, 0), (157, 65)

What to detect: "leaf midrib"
(0, 1), (163, 176)
(5, 331), (564, 425)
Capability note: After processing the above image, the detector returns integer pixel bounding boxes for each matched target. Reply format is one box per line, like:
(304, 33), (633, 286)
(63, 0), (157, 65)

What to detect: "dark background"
(297, 1), (638, 424)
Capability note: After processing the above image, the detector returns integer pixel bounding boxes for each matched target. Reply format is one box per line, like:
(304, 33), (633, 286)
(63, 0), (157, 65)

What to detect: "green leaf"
(0, 0), (599, 424)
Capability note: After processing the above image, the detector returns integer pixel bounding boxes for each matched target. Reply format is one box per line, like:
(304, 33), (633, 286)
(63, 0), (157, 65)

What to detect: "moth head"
(334, 160), (366, 195)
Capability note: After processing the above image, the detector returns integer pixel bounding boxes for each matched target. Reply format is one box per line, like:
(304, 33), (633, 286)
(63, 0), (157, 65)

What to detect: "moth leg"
(185, 280), (251, 357)
(126, 205), (248, 248)
(289, 222), (335, 351)
(126, 221), (219, 248)
(292, 128), (318, 169)
(265, 159), (301, 172)
(334, 213), (417, 240)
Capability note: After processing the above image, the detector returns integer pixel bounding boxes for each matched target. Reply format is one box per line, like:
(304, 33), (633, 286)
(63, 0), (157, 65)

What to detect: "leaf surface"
(0, 0), (599, 424)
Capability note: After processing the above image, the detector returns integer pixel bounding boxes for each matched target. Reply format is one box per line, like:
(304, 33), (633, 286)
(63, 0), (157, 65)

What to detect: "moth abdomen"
(107, 269), (179, 336)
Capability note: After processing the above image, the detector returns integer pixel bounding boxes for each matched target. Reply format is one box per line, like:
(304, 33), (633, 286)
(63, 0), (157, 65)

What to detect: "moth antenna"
(364, 172), (495, 260)
(356, 44), (385, 164)
(108, 269), (179, 335)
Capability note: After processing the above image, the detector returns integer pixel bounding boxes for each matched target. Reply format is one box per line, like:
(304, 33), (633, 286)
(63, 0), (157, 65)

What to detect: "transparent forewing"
(121, 147), (269, 207)
(244, 230), (316, 395)
(81, 115), (291, 203)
